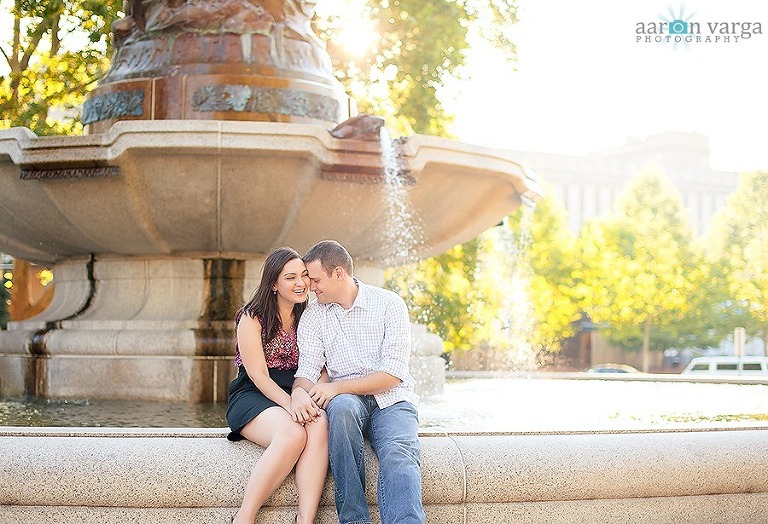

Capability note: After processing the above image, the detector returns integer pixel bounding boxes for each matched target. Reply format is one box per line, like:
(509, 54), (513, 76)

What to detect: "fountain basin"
(1, 427), (766, 523)
(0, 120), (539, 265)
(0, 120), (536, 401)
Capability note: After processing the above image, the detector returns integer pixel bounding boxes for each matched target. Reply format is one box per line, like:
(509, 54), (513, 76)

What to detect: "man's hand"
(309, 381), (342, 409)
(290, 386), (322, 424)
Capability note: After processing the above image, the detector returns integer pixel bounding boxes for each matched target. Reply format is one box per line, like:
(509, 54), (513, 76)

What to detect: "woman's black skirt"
(225, 366), (297, 441)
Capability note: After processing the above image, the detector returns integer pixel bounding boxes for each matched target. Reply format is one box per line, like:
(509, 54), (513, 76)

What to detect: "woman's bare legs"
(294, 411), (329, 524)
(233, 406), (308, 524)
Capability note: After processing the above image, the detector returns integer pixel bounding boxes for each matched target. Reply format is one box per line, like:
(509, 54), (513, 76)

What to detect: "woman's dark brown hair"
(239, 246), (307, 343)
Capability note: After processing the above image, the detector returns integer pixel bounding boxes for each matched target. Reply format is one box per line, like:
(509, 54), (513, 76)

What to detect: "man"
(291, 240), (425, 524)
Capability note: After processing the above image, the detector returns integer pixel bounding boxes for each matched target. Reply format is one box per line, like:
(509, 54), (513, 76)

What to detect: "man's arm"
(377, 294), (412, 382)
(308, 372), (400, 408)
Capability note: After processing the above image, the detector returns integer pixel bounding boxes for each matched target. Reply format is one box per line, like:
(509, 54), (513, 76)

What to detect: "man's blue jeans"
(325, 394), (425, 524)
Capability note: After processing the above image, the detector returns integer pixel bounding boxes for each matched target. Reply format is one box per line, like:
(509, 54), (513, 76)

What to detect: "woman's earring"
(272, 290), (276, 295)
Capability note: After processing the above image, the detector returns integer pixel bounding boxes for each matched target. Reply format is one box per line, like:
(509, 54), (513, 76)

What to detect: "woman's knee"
(257, 416), (308, 455)
(304, 412), (329, 447)
(282, 421), (309, 450)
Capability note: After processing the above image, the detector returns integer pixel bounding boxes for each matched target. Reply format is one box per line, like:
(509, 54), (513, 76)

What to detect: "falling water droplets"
(379, 127), (424, 266)
(477, 199), (539, 371)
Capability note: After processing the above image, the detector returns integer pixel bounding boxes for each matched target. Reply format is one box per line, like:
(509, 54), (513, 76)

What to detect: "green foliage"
(574, 167), (700, 369)
(0, 285), (8, 329)
(386, 191), (581, 357)
(588, 247), (729, 353)
(316, 0), (518, 137)
(385, 239), (480, 351)
(665, 253), (733, 348)
(505, 191), (581, 352)
(707, 171), (768, 345)
(0, 0), (122, 134)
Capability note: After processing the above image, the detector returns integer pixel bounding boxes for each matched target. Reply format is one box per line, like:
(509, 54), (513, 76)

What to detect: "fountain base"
(0, 256), (443, 400)
(0, 256), (241, 401)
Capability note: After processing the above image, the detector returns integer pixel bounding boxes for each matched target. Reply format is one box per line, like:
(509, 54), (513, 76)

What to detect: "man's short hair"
(304, 240), (354, 276)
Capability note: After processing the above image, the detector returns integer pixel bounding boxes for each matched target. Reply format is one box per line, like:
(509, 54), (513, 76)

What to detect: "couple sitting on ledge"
(225, 240), (425, 524)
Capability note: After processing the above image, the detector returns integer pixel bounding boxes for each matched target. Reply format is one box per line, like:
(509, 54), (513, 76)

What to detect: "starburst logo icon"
(658, 5), (696, 48)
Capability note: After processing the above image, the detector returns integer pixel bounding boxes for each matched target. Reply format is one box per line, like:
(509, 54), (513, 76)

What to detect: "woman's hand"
(290, 386), (322, 424)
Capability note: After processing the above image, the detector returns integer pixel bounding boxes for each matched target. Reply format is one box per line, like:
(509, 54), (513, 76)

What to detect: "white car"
(681, 356), (768, 375)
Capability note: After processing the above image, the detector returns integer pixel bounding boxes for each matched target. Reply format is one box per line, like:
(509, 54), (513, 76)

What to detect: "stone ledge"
(1, 428), (767, 523)
(3, 495), (768, 524)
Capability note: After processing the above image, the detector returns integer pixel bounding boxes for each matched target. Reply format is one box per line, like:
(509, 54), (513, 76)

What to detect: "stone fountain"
(1, 6), (766, 524)
(0, 0), (540, 402)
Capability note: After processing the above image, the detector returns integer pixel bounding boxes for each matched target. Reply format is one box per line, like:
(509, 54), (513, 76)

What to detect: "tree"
(574, 167), (699, 371)
(503, 191), (581, 353)
(708, 171), (768, 350)
(0, 0), (122, 134)
(386, 191), (581, 363)
(385, 239), (480, 352)
(315, 0), (518, 136)
(587, 247), (731, 354)
(659, 252), (732, 350)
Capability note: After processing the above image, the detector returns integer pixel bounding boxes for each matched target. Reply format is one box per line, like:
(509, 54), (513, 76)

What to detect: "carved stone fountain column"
(84, 0), (351, 133)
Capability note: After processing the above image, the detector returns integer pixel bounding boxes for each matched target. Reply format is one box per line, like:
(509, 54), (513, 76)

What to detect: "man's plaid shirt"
(296, 280), (418, 408)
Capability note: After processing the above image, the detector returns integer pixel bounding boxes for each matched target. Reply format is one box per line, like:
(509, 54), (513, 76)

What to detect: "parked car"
(585, 363), (640, 374)
(681, 356), (768, 375)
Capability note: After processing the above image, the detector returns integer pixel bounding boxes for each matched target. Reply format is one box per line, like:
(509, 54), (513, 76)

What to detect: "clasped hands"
(290, 382), (340, 424)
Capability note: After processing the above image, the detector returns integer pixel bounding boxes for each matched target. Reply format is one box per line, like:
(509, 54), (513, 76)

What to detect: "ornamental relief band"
(191, 85), (340, 120)
(82, 91), (145, 125)
(20, 167), (121, 180)
(82, 86), (340, 124)
(106, 31), (329, 78)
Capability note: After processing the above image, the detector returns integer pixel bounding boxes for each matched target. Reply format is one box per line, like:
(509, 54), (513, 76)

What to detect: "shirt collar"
(351, 277), (369, 310)
(326, 277), (369, 312)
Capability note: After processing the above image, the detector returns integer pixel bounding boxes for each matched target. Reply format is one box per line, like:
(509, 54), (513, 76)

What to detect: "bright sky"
(443, 0), (768, 173)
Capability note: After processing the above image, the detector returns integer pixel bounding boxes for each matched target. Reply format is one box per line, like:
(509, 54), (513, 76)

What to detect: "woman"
(226, 247), (328, 524)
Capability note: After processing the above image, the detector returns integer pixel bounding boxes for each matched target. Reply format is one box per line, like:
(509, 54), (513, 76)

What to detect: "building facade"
(506, 132), (739, 235)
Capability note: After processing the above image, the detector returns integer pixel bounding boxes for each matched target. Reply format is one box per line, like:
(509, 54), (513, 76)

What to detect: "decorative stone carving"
(20, 167), (120, 180)
(82, 91), (144, 125)
(330, 114), (386, 141)
(191, 85), (340, 120)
